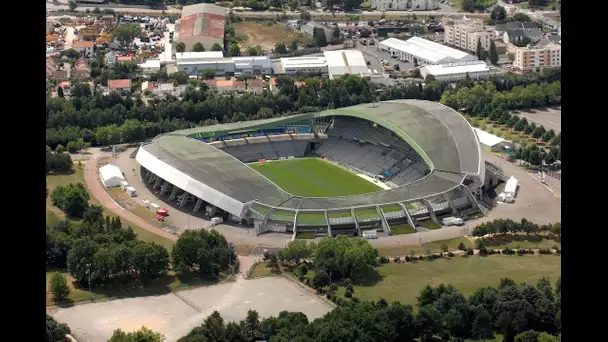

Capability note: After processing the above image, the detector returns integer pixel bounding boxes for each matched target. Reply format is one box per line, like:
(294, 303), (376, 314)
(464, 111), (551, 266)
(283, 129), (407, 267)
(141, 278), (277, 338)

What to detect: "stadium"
(135, 100), (486, 238)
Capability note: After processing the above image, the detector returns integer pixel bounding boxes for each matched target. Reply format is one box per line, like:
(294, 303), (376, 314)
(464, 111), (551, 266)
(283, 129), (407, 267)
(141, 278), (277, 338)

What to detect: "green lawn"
(389, 223), (415, 235)
(271, 210), (296, 222)
(249, 158), (382, 197)
(46, 165), (175, 251)
(296, 231), (317, 239)
(248, 262), (280, 279)
(355, 208), (379, 221)
(297, 212), (327, 226)
(420, 219), (441, 229)
(327, 211), (353, 219)
(377, 237), (474, 257)
(336, 255), (561, 306)
(382, 206), (404, 213)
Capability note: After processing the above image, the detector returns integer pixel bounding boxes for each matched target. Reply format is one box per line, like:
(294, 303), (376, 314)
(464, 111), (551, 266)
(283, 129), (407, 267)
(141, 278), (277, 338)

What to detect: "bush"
(418, 255), (426, 260)
(466, 248), (474, 255)
(552, 245), (559, 251)
(517, 249), (527, 255)
(345, 289), (353, 298)
(405, 255), (411, 262)
(263, 251), (271, 261)
(298, 275), (306, 282)
(457, 242), (466, 251)
(488, 249), (499, 255)
(303, 278), (310, 286)
(393, 256), (401, 263)
(441, 244), (449, 252)
(538, 249), (552, 254)
(447, 252), (455, 257)
(49, 272), (70, 302)
(427, 254), (441, 260)
(329, 283), (338, 293)
(351, 296), (360, 303)
(326, 292), (334, 300)
(478, 248), (488, 256)
(555, 248), (561, 254)
(379, 256), (389, 264)
(502, 247), (515, 255)
(346, 284), (354, 293)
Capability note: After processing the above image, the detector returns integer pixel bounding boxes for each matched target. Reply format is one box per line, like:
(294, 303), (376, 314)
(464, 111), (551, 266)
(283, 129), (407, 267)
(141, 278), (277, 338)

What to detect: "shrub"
(478, 248), (488, 256)
(539, 249), (552, 254)
(379, 256), (389, 264)
(405, 255), (411, 262)
(419, 255), (426, 260)
(326, 293), (334, 300)
(298, 275), (305, 282)
(351, 296), (360, 303)
(393, 256), (401, 263)
(555, 248), (561, 254)
(343, 278), (352, 287)
(329, 283), (338, 293)
(441, 244), (449, 252)
(503, 247), (515, 255)
(427, 254), (441, 260)
(346, 284), (354, 293)
(49, 272), (70, 302)
(447, 252), (455, 257)
(345, 289), (353, 298)
(457, 242), (466, 251)
(466, 248), (474, 255)
(303, 278), (310, 286)
(552, 245), (559, 251)
(517, 249), (526, 255)
(263, 251), (271, 261)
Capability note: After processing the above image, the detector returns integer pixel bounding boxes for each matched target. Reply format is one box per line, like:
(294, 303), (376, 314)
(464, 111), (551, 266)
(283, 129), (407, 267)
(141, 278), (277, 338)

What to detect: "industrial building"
(280, 56), (328, 74)
(324, 50), (370, 79)
(377, 37), (478, 66)
(176, 52), (272, 77)
(175, 3), (226, 51)
(420, 61), (500, 82)
(300, 22), (333, 42)
(372, 0), (439, 11)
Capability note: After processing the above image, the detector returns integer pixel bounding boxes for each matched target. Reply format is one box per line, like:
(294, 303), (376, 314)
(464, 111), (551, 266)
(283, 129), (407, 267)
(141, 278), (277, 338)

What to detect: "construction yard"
(233, 22), (312, 51)
(48, 276), (332, 342)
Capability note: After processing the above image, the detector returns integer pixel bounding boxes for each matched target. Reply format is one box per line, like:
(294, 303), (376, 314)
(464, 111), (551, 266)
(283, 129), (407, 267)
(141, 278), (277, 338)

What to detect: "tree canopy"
(112, 23), (141, 47)
(313, 235), (378, 281)
(46, 314), (71, 342)
(171, 229), (236, 277)
(51, 183), (90, 217)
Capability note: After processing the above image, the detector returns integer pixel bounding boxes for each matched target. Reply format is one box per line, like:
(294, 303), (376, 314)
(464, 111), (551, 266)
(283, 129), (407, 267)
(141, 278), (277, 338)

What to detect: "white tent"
(99, 164), (125, 188)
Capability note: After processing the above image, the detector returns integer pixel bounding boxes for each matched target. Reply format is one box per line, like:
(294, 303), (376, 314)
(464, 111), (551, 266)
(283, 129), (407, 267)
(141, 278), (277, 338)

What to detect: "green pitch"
(249, 158), (383, 197)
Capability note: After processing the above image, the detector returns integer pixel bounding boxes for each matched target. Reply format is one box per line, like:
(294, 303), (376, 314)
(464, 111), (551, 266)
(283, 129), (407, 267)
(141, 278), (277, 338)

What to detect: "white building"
(232, 56), (272, 76)
(444, 17), (492, 54)
(324, 50), (370, 79)
(99, 164), (125, 188)
(377, 37), (478, 66)
(280, 56), (328, 74)
(420, 61), (501, 82)
(175, 51), (224, 63)
(473, 128), (512, 152)
(138, 59), (161, 74)
(300, 22), (333, 42)
(372, 0), (439, 11)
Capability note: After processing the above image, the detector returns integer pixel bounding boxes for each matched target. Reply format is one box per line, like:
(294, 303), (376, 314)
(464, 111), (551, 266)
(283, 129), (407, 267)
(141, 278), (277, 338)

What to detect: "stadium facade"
(135, 100), (486, 237)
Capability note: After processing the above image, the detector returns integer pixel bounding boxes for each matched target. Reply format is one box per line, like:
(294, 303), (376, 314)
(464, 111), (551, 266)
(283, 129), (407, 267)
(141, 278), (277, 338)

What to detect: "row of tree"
(472, 218), (561, 241)
(46, 69), (561, 149)
(484, 110), (560, 148)
(440, 81), (561, 115)
(171, 276), (561, 342)
(511, 144), (561, 167)
(46, 151), (73, 174)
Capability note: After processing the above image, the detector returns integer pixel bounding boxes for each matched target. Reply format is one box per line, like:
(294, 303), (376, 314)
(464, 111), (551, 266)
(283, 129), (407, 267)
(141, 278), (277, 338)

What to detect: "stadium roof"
(474, 128), (508, 147)
(378, 37), (477, 64)
(139, 100), (482, 211)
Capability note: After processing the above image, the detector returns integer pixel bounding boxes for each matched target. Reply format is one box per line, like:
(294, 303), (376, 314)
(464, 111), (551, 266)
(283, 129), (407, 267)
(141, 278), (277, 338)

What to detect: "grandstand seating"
(221, 140), (309, 162)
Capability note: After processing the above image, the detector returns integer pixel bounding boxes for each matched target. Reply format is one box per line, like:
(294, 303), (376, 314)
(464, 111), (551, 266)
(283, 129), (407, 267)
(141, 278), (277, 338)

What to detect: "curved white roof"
(379, 37), (477, 64)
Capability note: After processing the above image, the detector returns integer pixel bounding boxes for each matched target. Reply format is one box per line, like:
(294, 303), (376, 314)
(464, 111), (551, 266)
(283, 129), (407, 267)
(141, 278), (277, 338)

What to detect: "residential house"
(503, 28), (543, 45)
(494, 21), (538, 38)
(141, 81), (155, 93)
(204, 79), (246, 94)
(55, 81), (94, 97)
(107, 79), (132, 94)
(72, 57), (91, 80)
(512, 42), (561, 73)
(117, 56), (133, 63)
(71, 40), (94, 57)
(247, 79), (265, 95)
(157, 83), (178, 97)
(46, 58), (69, 79)
(444, 17), (492, 54)
(104, 51), (117, 66)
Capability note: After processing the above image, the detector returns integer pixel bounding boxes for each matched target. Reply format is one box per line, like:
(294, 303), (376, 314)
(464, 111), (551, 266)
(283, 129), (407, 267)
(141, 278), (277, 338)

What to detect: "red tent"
(157, 208), (169, 216)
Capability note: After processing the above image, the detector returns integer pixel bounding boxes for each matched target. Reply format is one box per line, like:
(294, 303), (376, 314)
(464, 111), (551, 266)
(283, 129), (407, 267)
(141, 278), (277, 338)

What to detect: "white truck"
(442, 217), (464, 226)
(362, 230), (378, 239)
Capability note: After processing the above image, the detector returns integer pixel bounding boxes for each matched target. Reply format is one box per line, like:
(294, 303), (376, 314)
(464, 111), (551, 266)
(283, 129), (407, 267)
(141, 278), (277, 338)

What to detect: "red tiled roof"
(117, 56), (133, 62)
(108, 79), (131, 89)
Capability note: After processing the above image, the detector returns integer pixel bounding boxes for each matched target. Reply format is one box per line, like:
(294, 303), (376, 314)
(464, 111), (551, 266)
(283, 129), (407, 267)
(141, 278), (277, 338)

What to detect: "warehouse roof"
(421, 61), (490, 76)
(379, 37), (477, 64)
(280, 56), (327, 68)
(176, 51), (224, 62)
(324, 50), (369, 77)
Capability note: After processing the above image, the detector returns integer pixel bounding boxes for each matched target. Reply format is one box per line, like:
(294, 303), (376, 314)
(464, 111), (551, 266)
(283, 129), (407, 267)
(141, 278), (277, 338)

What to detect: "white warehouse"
(420, 61), (500, 82)
(377, 37), (478, 66)
(176, 51), (272, 77)
(280, 56), (328, 75)
(324, 50), (370, 79)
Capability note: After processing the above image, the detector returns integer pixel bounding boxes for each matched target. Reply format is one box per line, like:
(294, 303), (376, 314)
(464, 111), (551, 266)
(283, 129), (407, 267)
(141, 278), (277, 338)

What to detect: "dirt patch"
(234, 22), (311, 51)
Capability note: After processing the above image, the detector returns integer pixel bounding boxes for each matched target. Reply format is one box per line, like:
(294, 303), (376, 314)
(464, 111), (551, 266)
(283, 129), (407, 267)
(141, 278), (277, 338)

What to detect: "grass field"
(46, 166), (175, 251)
(336, 255), (561, 306)
(480, 234), (561, 250)
(327, 211), (353, 219)
(420, 219), (441, 229)
(296, 231), (317, 239)
(233, 22), (312, 51)
(376, 237), (474, 257)
(389, 223), (415, 235)
(248, 262), (280, 279)
(382, 206), (404, 213)
(250, 158), (382, 197)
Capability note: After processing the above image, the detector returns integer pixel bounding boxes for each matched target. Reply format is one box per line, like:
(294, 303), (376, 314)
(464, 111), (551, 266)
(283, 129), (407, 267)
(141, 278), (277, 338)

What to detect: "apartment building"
(444, 17), (492, 54)
(513, 43), (561, 72)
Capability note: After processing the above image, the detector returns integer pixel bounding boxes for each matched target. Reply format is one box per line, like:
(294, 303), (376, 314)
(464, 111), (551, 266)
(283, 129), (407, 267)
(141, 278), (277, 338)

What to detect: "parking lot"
(356, 42), (413, 75)
(516, 107), (561, 134)
(48, 277), (333, 342)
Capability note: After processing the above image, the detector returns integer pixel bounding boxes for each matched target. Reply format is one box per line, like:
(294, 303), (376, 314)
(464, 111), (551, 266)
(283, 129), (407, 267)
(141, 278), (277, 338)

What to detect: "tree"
(192, 42), (205, 52)
(312, 27), (328, 47)
(472, 306), (493, 340)
(461, 0), (475, 12)
(514, 117), (528, 131)
(176, 42), (186, 53)
(171, 229), (235, 277)
(247, 45), (263, 56)
(476, 39), (483, 59)
(211, 42), (223, 51)
(67, 237), (96, 283)
(532, 126), (546, 139)
(489, 40), (499, 65)
(515, 330), (540, 342)
(344, 0), (363, 11)
(58, 87), (65, 98)
(312, 271), (330, 288)
(112, 23), (141, 48)
(46, 314), (71, 342)
(280, 240), (312, 264)
(300, 10), (311, 21)
(68, 0), (77, 11)
(55, 144), (66, 153)
(132, 242), (170, 284)
(109, 327), (165, 342)
(514, 12), (532, 22)
(457, 242), (466, 251)
(445, 308), (467, 340)
(201, 69), (216, 80)
(274, 42), (287, 54)
(290, 40), (298, 51)
(416, 305), (444, 340)
(49, 272), (71, 302)
(228, 43), (241, 57)
(51, 183), (90, 217)
(66, 140), (79, 153)
(491, 5), (507, 21)
(313, 235), (378, 281)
